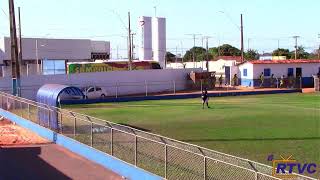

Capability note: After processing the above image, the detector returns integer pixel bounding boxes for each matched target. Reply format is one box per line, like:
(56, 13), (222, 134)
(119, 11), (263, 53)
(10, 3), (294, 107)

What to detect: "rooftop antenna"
(153, 6), (157, 17)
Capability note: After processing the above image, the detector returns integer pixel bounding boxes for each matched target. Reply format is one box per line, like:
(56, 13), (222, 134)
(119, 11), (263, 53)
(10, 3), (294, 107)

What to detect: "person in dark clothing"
(201, 89), (210, 109)
(219, 75), (223, 88)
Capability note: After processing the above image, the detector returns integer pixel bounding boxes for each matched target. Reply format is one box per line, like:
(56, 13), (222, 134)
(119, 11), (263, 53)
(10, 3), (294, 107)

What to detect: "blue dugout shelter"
(36, 84), (84, 130)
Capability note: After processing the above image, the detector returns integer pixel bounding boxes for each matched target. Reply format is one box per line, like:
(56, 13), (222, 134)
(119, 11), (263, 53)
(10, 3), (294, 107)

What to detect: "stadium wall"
(0, 108), (163, 180)
(0, 68), (200, 100)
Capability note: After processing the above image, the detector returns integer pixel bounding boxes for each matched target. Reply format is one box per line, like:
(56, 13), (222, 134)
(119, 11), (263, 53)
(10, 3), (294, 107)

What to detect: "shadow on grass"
(118, 123), (151, 132)
(181, 136), (320, 143)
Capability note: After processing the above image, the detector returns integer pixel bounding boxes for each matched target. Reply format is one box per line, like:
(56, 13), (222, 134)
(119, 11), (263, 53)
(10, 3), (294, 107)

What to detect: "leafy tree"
(272, 48), (291, 59)
(218, 44), (241, 56)
(245, 49), (259, 60)
(208, 47), (219, 57)
(289, 46), (310, 59)
(165, 52), (176, 62)
(183, 47), (212, 62)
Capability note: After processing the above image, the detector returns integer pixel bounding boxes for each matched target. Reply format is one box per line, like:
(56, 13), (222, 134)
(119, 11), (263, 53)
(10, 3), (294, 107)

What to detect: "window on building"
(264, 68), (271, 76)
(288, 68), (294, 77)
(296, 68), (302, 77)
(243, 69), (248, 77)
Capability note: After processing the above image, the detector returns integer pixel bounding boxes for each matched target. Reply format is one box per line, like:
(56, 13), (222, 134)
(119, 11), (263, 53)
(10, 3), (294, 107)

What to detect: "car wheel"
(101, 94), (106, 99)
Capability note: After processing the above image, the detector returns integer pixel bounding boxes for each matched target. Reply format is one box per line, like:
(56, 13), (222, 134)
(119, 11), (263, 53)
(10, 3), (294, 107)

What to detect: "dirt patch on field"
(0, 118), (50, 146)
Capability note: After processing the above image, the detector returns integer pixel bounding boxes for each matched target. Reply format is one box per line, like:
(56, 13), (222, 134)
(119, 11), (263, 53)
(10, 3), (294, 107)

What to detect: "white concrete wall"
(1, 37), (110, 61)
(167, 60), (237, 75)
(167, 61), (207, 70)
(2, 64), (41, 77)
(252, 63), (320, 78)
(208, 60), (236, 74)
(91, 41), (110, 53)
(239, 62), (253, 79)
(0, 68), (201, 100)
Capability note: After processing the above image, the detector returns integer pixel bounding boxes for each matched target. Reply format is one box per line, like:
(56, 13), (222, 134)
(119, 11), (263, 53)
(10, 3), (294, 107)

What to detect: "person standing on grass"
(232, 74), (238, 87)
(219, 75), (223, 88)
(270, 74), (275, 88)
(212, 73), (216, 89)
(280, 75), (285, 88)
(259, 72), (264, 87)
(201, 89), (210, 109)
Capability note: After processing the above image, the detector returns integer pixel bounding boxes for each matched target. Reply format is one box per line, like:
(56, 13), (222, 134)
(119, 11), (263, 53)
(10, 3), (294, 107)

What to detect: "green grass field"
(64, 93), (320, 165)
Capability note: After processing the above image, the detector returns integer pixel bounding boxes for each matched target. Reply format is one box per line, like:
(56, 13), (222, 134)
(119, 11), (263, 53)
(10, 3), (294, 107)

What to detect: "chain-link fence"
(0, 91), (316, 180)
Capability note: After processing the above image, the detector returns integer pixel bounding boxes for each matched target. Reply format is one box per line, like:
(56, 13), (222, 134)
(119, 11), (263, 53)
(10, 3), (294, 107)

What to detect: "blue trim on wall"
(301, 77), (314, 87)
(61, 89), (301, 104)
(0, 109), (162, 180)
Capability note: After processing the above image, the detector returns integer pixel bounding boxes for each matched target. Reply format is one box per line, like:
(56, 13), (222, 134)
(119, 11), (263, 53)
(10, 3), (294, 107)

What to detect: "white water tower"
(138, 16), (152, 61)
(152, 17), (166, 68)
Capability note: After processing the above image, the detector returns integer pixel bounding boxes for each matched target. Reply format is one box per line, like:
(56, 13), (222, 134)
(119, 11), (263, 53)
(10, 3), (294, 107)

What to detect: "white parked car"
(82, 86), (107, 99)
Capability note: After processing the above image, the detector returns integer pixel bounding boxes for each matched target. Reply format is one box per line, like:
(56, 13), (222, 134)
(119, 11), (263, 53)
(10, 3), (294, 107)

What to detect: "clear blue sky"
(1, 0), (319, 58)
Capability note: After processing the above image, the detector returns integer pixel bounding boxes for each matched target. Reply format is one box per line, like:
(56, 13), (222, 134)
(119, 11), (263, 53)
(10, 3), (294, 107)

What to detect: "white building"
(166, 56), (242, 84)
(0, 37), (110, 77)
(238, 59), (320, 87)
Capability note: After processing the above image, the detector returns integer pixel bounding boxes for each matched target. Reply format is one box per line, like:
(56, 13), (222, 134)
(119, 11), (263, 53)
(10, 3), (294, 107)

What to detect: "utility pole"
(18, 7), (22, 83)
(318, 34), (320, 59)
(185, 34), (202, 68)
(277, 39), (280, 58)
(293, 35), (300, 60)
(240, 14), (244, 62)
(128, 12), (132, 70)
(116, 45), (119, 59)
(247, 38), (250, 51)
(18, 7), (22, 79)
(153, 6), (157, 17)
(131, 33), (136, 60)
(8, 0), (20, 96)
(175, 46), (178, 63)
(203, 36), (212, 71)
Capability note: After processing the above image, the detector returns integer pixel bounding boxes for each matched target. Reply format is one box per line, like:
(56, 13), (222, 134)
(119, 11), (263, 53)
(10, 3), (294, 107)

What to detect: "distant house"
(238, 59), (320, 87)
(166, 56), (242, 85)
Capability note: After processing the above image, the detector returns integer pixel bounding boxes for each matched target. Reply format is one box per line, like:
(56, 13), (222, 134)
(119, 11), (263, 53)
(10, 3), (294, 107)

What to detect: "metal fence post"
(0, 95), (3, 109)
(203, 156), (207, 180)
(135, 135), (137, 166)
(13, 99), (15, 112)
(27, 103), (30, 120)
(47, 108), (51, 129)
(20, 101), (23, 117)
(173, 80), (176, 94)
(110, 128), (113, 155)
(165, 144), (167, 179)
(90, 121), (93, 147)
(60, 112), (63, 133)
(145, 80), (148, 96)
(6, 96), (9, 111)
(74, 117), (77, 138)
(300, 76), (302, 89)
(115, 83), (118, 98)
